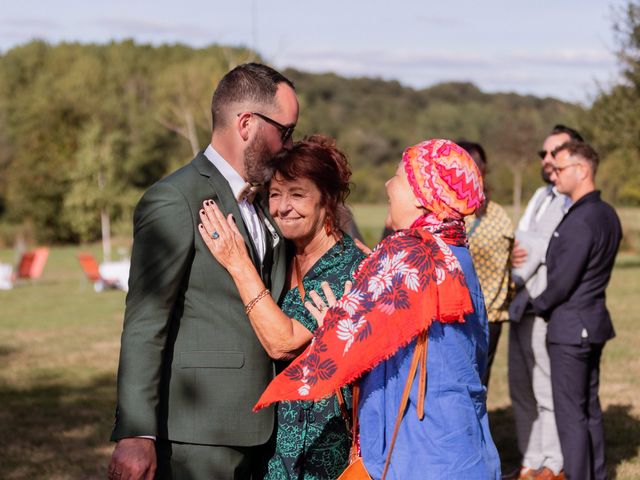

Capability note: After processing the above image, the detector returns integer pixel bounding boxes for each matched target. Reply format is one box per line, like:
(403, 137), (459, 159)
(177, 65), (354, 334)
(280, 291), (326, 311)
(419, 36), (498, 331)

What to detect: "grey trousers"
(508, 315), (563, 473)
(155, 438), (272, 480)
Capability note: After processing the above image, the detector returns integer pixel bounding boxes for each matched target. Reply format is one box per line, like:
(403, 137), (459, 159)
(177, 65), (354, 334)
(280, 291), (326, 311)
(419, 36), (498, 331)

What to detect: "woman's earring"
(324, 218), (333, 236)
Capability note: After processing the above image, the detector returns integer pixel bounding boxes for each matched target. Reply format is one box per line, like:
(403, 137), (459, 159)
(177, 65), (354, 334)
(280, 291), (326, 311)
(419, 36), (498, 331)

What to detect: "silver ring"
(211, 231), (220, 240)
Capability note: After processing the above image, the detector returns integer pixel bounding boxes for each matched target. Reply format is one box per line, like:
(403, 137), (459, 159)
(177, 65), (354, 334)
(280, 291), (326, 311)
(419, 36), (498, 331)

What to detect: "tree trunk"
(98, 170), (111, 262)
(101, 209), (111, 263)
(512, 167), (523, 219)
(185, 110), (199, 156)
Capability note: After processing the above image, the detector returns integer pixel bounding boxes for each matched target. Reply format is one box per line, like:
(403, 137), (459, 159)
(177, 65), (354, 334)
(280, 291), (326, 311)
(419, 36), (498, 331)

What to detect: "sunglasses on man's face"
(251, 112), (296, 143)
(537, 149), (554, 160)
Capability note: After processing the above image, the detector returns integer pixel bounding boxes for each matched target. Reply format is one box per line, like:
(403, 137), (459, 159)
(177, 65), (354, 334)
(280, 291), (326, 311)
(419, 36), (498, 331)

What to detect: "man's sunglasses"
(538, 148), (564, 160)
(250, 112), (296, 143)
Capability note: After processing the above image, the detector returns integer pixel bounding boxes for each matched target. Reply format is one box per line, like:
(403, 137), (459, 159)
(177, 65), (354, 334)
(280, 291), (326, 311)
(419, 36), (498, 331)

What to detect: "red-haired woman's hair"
(269, 135), (352, 232)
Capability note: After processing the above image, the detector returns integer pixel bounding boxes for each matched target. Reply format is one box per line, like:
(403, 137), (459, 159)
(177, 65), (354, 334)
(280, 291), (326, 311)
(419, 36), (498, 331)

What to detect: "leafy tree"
(63, 121), (132, 251)
(583, 0), (640, 204)
(0, 41), (583, 242)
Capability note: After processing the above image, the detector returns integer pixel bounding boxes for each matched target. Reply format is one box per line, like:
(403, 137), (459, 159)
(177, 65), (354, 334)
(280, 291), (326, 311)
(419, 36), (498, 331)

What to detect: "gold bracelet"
(245, 289), (270, 315)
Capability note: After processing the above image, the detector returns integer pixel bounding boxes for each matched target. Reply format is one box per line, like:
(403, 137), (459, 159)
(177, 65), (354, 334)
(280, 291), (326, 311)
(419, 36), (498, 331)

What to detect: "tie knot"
(237, 182), (261, 204)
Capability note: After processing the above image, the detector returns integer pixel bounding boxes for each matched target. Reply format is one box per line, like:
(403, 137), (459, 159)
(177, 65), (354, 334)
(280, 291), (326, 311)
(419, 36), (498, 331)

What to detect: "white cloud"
(277, 48), (616, 73)
(0, 17), (62, 30)
(93, 17), (224, 43)
(272, 47), (620, 103)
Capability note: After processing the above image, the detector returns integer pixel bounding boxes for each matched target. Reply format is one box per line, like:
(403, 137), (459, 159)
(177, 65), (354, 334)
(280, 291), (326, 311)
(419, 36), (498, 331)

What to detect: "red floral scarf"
(254, 215), (472, 410)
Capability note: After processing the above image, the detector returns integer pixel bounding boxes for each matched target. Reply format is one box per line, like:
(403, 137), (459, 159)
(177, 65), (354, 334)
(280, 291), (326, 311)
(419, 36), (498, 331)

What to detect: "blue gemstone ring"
(211, 231), (220, 240)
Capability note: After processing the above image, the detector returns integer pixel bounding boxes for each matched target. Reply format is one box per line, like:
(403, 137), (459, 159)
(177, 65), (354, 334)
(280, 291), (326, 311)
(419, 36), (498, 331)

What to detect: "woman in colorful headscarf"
(255, 139), (501, 479)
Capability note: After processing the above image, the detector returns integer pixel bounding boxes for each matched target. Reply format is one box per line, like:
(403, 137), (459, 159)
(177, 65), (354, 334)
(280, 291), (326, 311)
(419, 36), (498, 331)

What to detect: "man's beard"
(244, 134), (275, 185)
(540, 165), (553, 184)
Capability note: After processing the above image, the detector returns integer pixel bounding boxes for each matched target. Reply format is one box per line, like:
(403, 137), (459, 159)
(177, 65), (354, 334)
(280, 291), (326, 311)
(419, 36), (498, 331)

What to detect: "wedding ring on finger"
(211, 231), (220, 240)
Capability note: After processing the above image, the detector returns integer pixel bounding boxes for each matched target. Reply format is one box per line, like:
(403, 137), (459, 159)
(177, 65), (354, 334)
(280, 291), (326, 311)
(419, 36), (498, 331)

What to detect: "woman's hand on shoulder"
(305, 280), (352, 327)
(198, 200), (251, 273)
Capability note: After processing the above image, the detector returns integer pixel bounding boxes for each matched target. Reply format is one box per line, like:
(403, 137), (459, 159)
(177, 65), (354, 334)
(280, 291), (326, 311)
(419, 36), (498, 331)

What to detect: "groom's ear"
(237, 112), (252, 142)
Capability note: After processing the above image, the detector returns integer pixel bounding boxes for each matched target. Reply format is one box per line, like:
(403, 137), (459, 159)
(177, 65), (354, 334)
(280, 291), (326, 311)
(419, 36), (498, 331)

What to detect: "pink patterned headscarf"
(402, 139), (485, 220)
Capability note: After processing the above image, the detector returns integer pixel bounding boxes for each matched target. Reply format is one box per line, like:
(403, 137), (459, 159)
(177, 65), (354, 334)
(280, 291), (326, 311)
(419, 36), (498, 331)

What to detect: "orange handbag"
(337, 457), (371, 480)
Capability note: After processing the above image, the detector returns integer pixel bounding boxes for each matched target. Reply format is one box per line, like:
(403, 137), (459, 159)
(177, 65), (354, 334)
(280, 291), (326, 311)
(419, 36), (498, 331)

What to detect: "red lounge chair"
(14, 247), (49, 280)
(77, 252), (118, 291)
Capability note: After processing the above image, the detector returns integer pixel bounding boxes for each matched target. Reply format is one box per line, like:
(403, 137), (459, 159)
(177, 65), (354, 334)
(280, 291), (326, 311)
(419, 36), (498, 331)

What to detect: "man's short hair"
(550, 124), (584, 142)
(211, 63), (295, 130)
(553, 140), (599, 176)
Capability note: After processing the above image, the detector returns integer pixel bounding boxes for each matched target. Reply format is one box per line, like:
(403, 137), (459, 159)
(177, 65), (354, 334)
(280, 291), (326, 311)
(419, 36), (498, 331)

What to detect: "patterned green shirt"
(266, 234), (366, 480)
(465, 200), (515, 322)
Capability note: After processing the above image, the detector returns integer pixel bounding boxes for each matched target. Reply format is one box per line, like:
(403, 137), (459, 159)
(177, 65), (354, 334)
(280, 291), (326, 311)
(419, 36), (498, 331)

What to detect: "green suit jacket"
(111, 151), (286, 446)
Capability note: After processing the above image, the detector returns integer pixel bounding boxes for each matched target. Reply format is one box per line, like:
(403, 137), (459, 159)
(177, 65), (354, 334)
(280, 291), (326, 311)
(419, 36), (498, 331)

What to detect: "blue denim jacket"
(359, 245), (501, 479)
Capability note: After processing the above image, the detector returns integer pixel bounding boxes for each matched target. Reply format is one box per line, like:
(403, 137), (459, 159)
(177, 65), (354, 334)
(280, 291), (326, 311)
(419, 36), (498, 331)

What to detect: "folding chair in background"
(13, 247), (50, 282)
(77, 252), (118, 292)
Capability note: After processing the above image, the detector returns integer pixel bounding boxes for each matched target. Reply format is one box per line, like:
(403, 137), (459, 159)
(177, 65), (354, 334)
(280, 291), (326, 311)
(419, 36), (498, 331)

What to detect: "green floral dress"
(266, 235), (366, 480)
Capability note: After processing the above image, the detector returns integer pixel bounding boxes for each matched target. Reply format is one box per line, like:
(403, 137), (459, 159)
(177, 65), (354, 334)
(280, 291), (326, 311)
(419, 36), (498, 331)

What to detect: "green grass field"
(0, 206), (639, 479)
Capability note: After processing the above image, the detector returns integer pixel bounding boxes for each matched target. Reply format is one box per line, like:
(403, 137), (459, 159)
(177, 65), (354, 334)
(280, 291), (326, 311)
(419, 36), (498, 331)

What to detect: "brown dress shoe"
(502, 466), (536, 479)
(532, 467), (565, 480)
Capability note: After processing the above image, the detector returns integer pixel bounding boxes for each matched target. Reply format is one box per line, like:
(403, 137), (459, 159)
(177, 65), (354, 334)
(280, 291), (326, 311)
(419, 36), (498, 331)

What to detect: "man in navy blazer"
(531, 141), (622, 480)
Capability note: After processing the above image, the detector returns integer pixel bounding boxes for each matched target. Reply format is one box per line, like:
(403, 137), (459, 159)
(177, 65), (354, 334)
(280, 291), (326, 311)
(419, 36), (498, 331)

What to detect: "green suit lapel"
(191, 153), (261, 267)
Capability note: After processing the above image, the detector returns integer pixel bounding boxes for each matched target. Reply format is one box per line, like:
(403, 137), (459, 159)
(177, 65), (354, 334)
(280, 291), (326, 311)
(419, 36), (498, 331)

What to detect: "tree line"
(0, 2), (638, 244)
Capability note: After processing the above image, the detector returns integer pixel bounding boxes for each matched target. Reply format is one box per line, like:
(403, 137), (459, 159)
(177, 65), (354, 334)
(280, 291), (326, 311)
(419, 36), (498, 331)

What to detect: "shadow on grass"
(488, 406), (520, 474)
(489, 404), (640, 478)
(604, 404), (640, 479)
(615, 258), (640, 269)
(0, 373), (116, 480)
(0, 344), (18, 358)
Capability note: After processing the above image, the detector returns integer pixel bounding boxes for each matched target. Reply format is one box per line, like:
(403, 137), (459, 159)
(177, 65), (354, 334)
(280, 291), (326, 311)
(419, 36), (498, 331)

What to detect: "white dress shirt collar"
(203, 144), (246, 198)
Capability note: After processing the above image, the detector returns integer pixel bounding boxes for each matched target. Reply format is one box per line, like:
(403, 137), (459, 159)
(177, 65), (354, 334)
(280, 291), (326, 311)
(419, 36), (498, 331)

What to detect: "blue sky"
(0, 0), (629, 104)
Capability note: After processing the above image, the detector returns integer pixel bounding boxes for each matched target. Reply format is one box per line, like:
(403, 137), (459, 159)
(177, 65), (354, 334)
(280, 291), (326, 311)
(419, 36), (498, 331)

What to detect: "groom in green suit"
(108, 63), (299, 479)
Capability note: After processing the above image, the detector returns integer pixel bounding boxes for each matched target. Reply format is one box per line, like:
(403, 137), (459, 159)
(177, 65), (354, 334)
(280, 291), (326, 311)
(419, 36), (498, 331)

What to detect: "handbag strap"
(294, 257), (351, 430)
(348, 331), (428, 479)
(349, 383), (361, 463)
(380, 330), (428, 480)
(335, 387), (352, 431)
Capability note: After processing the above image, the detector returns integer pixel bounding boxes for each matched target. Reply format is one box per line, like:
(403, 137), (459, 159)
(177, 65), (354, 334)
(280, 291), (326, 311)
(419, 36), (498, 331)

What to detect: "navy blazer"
(532, 191), (622, 345)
